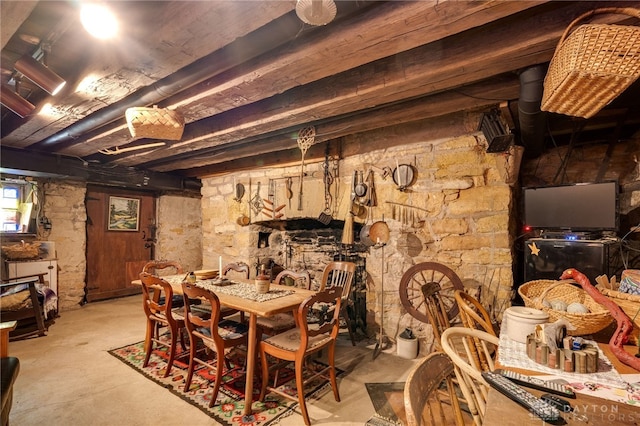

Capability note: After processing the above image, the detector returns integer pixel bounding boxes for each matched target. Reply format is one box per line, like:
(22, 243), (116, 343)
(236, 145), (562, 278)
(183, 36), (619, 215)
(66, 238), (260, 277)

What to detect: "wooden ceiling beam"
(57, 0), (547, 158)
(110, 1), (604, 167)
(153, 75), (521, 174)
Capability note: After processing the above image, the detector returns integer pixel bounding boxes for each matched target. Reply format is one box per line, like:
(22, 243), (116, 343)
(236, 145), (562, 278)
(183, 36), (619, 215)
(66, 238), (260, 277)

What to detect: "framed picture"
(108, 196), (140, 231)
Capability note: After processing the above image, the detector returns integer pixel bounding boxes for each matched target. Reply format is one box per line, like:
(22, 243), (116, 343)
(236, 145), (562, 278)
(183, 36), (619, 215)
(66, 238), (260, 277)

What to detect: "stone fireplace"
(247, 218), (369, 339)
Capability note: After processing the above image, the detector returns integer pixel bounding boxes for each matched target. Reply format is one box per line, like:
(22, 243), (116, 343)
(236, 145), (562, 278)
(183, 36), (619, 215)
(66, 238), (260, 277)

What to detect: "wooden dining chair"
(142, 260), (184, 276)
(142, 260), (185, 305)
(256, 269), (312, 336)
(259, 287), (343, 426)
(139, 272), (187, 377)
(215, 261), (250, 321)
(404, 352), (466, 426)
(221, 262), (250, 279)
(318, 261), (357, 346)
(440, 327), (499, 426)
(181, 281), (249, 407)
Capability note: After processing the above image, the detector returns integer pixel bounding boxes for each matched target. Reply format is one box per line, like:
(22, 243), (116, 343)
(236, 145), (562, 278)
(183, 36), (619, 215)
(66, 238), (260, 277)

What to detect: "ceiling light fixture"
(1, 84), (36, 118)
(80, 3), (119, 39)
(14, 55), (66, 96)
(295, 0), (337, 26)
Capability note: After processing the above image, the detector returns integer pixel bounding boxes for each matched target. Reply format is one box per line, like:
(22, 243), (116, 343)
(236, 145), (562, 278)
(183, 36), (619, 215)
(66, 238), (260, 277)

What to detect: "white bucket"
(396, 335), (418, 359)
(504, 306), (549, 343)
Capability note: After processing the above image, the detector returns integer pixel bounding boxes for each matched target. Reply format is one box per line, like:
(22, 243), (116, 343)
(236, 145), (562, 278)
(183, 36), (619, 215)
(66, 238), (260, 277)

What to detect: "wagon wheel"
(399, 262), (464, 324)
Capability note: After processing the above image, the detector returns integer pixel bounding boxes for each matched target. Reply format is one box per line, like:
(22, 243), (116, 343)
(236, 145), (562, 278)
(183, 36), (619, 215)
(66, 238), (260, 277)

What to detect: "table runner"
(161, 274), (294, 302)
(195, 280), (294, 302)
(497, 320), (626, 389)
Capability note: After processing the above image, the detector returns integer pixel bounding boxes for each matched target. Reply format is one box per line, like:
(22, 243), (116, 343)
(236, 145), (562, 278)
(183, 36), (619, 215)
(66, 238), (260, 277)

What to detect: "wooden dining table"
(132, 275), (315, 418)
(485, 343), (640, 425)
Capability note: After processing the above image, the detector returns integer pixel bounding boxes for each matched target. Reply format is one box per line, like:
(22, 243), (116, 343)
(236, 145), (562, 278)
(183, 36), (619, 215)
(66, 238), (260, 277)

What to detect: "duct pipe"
(34, 1), (375, 150)
(518, 64), (547, 158)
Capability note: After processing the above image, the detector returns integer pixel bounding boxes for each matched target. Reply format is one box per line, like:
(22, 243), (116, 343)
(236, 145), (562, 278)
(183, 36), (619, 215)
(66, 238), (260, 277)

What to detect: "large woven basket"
(541, 7), (640, 119)
(597, 286), (640, 344)
(125, 106), (184, 140)
(518, 279), (613, 336)
(1, 241), (41, 260)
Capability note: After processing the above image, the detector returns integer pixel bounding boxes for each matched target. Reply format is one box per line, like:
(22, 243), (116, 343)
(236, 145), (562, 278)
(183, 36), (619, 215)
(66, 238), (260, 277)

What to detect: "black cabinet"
(523, 238), (619, 284)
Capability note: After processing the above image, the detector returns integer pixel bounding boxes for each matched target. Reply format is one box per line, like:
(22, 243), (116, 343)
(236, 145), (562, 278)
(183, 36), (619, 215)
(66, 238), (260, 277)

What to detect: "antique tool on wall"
(296, 126), (317, 211)
(393, 163), (416, 192)
(350, 171), (365, 218)
(354, 170), (367, 198)
(373, 232), (387, 360)
(262, 179), (284, 219)
(286, 177), (293, 209)
(250, 181), (264, 216)
(233, 181), (245, 203)
(365, 170), (376, 207)
(318, 149), (334, 225)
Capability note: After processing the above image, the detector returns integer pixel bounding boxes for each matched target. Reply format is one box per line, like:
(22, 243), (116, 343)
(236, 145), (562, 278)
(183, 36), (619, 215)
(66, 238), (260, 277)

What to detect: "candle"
(219, 256), (223, 275)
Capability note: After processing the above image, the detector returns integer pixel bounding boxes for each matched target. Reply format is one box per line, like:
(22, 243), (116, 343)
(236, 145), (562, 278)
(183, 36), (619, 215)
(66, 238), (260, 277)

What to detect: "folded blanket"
(0, 283), (58, 320)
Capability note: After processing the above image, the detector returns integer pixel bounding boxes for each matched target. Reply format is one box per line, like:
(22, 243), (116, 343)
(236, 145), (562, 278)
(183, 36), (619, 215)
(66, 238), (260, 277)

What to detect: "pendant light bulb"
(81, 3), (119, 39)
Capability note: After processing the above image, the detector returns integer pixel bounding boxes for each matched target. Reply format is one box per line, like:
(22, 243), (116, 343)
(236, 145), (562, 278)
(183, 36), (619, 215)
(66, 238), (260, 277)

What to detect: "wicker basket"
(518, 279), (613, 336)
(541, 7), (640, 119)
(597, 286), (640, 344)
(125, 106), (184, 140)
(1, 241), (41, 260)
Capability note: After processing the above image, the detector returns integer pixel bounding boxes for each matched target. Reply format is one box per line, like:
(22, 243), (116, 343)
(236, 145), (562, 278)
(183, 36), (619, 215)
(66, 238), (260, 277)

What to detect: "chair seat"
(256, 313), (295, 332)
(263, 327), (332, 352)
(195, 319), (248, 340)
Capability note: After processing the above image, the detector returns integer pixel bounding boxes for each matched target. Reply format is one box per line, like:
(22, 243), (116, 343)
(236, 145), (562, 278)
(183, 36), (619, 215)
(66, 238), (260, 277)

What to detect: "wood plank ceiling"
(1, 1), (639, 189)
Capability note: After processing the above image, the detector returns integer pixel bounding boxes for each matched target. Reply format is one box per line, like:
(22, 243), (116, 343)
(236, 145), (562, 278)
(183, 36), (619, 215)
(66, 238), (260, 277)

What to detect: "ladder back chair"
(181, 281), (249, 407)
(404, 352), (467, 426)
(139, 272), (187, 377)
(259, 287), (343, 425)
(318, 261), (357, 346)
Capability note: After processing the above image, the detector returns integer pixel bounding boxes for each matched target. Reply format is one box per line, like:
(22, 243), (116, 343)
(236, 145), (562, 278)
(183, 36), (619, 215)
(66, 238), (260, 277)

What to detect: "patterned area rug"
(109, 340), (340, 426)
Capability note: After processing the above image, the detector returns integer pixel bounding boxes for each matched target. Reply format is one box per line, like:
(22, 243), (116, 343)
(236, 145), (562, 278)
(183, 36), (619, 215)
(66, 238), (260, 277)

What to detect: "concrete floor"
(7, 295), (418, 425)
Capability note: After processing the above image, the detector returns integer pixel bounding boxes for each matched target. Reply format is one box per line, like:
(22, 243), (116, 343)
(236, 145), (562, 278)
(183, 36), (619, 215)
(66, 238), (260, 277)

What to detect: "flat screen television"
(523, 181), (618, 232)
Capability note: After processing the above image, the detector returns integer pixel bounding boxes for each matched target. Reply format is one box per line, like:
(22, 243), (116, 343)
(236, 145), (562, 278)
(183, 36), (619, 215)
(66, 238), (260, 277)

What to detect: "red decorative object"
(560, 268), (639, 371)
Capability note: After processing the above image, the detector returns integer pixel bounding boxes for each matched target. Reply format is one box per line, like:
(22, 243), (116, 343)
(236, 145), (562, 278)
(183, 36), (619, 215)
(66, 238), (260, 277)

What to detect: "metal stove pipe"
(518, 64), (547, 158)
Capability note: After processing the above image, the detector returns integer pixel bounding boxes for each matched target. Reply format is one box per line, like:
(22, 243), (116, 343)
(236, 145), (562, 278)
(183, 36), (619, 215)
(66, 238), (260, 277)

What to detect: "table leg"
(243, 313), (258, 417)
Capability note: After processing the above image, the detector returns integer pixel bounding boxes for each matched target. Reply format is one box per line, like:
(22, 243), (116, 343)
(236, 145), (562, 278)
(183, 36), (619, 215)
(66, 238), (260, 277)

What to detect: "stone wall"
(201, 113), (516, 354)
(155, 194), (203, 272)
(38, 180), (87, 311)
(28, 183), (201, 312)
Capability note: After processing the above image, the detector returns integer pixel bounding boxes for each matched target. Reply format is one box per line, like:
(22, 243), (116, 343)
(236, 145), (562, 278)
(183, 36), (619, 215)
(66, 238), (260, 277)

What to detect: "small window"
(0, 180), (37, 233)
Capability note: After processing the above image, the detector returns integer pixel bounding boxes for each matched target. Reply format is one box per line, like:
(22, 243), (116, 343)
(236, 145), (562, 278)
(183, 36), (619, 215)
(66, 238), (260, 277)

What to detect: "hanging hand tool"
(250, 181), (264, 215)
(286, 177), (293, 209)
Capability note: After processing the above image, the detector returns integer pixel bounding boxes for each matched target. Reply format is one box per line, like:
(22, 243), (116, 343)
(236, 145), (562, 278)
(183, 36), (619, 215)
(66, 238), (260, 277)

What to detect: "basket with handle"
(518, 279), (613, 336)
(541, 7), (640, 119)
(596, 286), (640, 344)
(1, 241), (41, 260)
(125, 106), (184, 140)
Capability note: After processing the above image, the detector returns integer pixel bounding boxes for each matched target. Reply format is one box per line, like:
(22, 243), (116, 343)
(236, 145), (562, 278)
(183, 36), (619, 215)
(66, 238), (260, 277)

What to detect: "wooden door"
(85, 186), (155, 302)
